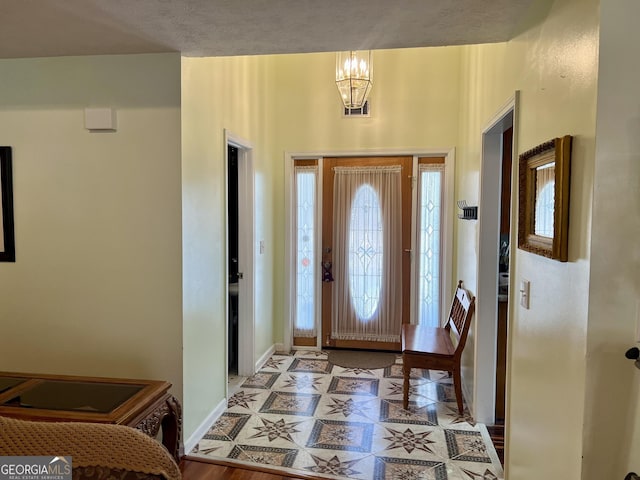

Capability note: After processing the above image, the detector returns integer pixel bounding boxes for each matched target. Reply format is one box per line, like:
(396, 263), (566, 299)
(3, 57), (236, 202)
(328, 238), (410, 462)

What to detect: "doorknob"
(625, 347), (640, 370)
(624, 473), (639, 480)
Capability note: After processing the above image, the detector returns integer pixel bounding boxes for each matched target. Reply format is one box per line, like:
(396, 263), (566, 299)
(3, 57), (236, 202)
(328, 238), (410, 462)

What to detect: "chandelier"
(335, 51), (373, 109)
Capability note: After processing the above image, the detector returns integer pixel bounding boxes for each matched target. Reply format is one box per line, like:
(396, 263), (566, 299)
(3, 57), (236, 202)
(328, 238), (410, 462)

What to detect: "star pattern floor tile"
(228, 444), (298, 467)
(306, 419), (374, 453)
(328, 376), (379, 396)
(242, 371), (281, 389)
(203, 412), (251, 441)
(259, 391), (322, 417)
(382, 426), (438, 454)
(191, 350), (504, 480)
(379, 399), (439, 425)
(384, 363), (430, 380)
(322, 397), (374, 419)
(374, 456), (448, 480)
(444, 429), (492, 463)
(288, 358), (333, 374)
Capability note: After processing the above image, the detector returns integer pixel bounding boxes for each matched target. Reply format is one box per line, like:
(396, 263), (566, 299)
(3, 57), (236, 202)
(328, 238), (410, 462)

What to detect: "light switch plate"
(84, 108), (116, 131)
(520, 279), (530, 309)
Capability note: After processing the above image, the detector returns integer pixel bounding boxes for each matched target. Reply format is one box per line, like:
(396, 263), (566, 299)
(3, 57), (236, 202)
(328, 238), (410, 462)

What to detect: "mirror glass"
(534, 162), (555, 238)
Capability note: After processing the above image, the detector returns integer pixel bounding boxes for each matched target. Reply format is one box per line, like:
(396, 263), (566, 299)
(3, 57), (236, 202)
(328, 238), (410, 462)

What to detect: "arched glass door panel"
(348, 184), (383, 321)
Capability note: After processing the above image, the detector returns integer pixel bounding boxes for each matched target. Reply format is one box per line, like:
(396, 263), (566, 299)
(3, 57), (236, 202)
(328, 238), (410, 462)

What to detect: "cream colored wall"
(269, 47), (462, 338)
(582, 0), (640, 477)
(181, 55), (276, 437)
(456, 0), (598, 478)
(0, 54), (183, 395)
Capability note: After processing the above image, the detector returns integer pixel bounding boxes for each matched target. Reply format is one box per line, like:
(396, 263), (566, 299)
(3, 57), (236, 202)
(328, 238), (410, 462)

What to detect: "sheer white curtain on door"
(331, 165), (402, 342)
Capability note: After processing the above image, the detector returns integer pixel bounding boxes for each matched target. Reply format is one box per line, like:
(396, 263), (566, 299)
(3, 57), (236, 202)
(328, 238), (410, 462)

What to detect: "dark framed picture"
(0, 146), (15, 262)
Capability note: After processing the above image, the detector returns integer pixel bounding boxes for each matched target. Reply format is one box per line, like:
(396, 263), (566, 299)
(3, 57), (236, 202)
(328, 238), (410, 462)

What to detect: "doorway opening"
(496, 126), (512, 425)
(476, 93), (518, 431)
(225, 131), (256, 397)
(227, 144), (239, 376)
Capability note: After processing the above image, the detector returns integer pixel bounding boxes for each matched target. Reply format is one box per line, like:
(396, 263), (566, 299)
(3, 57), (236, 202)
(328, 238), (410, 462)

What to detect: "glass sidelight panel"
(417, 165), (444, 327)
(294, 166), (318, 337)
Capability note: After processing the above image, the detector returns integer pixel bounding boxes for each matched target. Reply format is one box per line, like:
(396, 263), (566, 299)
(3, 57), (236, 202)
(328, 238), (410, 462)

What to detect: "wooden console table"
(0, 371), (182, 462)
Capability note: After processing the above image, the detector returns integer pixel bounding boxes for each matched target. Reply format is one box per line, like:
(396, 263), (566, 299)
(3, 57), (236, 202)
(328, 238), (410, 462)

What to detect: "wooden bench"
(402, 280), (476, 414)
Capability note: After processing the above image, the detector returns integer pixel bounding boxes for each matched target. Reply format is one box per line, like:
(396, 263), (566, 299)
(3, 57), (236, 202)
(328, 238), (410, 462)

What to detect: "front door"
(321, 156), (412, 351)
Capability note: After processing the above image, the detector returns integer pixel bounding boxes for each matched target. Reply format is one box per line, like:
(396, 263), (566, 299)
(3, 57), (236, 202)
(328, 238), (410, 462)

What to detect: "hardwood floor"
(181, 458), (305, 480)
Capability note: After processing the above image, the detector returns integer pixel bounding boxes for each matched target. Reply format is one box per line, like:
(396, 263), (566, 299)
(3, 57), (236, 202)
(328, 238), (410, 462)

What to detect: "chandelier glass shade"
(336, 50), (373, 109)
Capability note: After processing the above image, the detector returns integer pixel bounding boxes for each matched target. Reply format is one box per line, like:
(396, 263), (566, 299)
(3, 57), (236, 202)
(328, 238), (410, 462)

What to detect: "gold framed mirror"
(518, 135), (572, 261)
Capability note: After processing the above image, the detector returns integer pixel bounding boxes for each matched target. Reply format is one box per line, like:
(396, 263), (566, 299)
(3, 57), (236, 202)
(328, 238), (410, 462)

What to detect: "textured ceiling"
(0, 0), (533, 59)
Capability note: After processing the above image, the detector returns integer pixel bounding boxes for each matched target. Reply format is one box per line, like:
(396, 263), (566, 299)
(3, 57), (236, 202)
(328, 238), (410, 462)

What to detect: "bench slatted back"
(445, 280), (476, 359)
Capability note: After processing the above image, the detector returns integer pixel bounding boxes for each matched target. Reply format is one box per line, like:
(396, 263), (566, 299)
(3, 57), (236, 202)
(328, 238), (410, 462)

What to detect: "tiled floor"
(227, 373), (245, 397)
(190, 350), (504, 480)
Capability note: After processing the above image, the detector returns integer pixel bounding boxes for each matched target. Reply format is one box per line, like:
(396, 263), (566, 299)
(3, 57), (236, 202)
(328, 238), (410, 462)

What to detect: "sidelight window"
(417, 164), (444, 327)
(293, 166), (318, 337)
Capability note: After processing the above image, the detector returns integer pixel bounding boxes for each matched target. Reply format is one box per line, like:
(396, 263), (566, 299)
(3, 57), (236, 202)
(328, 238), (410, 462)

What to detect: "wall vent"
(343, 101), (370, 117)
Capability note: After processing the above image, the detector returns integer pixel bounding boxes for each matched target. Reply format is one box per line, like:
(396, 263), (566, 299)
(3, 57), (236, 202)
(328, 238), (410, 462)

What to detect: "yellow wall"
(456, 0), (598, 477)
(583, 0), (640, 477)
(0, 54), (183, 395)
(180, 47), (464, 438)
(181, 55), (276, 436)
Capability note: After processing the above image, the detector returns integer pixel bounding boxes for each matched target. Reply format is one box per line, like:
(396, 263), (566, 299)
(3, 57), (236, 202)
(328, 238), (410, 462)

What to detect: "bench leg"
(403, 361), (410, 410)
(452, 368), (464, 414)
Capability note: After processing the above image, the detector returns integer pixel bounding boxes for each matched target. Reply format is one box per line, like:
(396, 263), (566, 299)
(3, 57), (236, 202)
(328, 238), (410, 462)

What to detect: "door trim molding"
(476, 92), (519, 424)
(225, 130), (256, 381)
(284, 148), (455, 351)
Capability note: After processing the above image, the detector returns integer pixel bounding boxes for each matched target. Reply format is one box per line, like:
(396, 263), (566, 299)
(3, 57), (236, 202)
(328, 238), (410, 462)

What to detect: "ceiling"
(0, 0), (534, 59)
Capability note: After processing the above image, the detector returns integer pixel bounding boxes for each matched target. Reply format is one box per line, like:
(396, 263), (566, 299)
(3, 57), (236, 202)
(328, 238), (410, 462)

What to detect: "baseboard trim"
(255, 344), (276, 372)
(184, 397), (227, 455)
(274, 342), (285, 354)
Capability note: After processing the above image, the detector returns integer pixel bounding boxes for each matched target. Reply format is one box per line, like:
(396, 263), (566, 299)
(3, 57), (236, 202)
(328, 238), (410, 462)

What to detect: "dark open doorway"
(227, 144), (239, 375)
